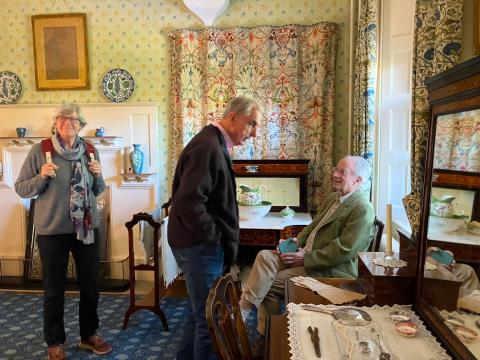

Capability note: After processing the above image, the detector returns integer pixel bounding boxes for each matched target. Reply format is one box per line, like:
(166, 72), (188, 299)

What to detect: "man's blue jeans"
(172, 243), (224, 360)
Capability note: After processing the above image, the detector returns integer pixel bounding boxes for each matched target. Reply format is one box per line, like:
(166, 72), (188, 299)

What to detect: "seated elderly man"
(239, 155), (375, 335)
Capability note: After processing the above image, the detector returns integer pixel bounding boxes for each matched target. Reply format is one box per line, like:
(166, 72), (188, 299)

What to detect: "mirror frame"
(415, 56), (480, 360)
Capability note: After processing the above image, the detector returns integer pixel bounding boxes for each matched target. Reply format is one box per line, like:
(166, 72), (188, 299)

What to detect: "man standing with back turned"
(168, 97), (260, 360)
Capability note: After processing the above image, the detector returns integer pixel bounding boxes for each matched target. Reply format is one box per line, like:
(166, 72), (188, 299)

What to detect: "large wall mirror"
(416, 56), (480, 360)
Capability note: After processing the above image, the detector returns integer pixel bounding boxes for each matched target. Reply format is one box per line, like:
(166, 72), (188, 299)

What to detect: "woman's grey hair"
(347, 155), (372, 190)
(222, 96), (259, 118)
(51, 102), (87, 130)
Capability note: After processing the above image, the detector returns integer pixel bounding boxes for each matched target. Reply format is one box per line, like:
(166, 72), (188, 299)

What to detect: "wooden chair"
(206, 273), (253, 360)
(368, 217), (385, 252)
(280, 224), (306, 239)
(122, 212), (169, 330)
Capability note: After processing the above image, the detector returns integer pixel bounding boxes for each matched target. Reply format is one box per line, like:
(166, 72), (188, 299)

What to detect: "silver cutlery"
(302, 305), (371, 325)
(370, 328), (391, 360)
(308, 326), (321, 357)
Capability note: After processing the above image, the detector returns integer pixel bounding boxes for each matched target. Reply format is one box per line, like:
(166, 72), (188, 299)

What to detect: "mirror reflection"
(422, 108), (480, 357)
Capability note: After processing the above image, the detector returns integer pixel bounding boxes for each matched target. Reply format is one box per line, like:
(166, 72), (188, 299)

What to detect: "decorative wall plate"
(101, 68), (135, 103)
(0, 71), (23, 104)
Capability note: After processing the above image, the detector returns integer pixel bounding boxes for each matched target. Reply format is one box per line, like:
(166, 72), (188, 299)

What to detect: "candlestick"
(385, 203), (393, 256)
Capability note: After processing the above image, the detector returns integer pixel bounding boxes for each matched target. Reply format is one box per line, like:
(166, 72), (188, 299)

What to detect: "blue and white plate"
(101, 68), (135, 103)
(0, 71), (23, 104)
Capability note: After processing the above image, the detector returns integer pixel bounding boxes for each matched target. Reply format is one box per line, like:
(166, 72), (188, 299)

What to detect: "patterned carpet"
(0, 292), (259, 360)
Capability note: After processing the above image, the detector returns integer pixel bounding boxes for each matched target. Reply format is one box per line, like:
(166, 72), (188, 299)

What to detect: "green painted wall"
(0, 0), (352, 199)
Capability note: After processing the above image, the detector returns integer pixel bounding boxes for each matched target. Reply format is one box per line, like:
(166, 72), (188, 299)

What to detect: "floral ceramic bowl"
(238, 201), (272, 221)
(428, 216), (465, 234)
(389, 310), (411, 323)
(395, 321), (418, 337)
(452, 325), (478, 342)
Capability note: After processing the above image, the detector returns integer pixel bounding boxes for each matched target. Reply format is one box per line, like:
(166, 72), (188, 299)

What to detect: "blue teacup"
(16, 127), (26, 137)
(95, 127), (105, 137)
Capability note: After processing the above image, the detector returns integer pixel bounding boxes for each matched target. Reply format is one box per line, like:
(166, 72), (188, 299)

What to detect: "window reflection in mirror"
(422, 108), (480, 358)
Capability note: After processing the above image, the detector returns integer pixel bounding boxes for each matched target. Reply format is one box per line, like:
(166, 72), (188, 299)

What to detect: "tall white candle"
(386, 204), (392, 254)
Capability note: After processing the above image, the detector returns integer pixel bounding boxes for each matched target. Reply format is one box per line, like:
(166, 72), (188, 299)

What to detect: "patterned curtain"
(410, 0), (463, 195)
(402, 0), (463, 240)
(169, 23), (338, 211)
(352, 0), (378, 164)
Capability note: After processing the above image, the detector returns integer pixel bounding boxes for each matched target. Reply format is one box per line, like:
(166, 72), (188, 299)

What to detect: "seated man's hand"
(278, 247), (305, 267)
(426, 247), (455, 271)
(275, 237), (297, 254)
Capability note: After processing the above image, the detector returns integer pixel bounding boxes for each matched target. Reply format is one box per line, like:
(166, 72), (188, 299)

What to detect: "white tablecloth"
(287, 303), (451, 360)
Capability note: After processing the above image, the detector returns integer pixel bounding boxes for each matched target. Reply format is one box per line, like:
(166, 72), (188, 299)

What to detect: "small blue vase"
(129, 144), (144, 174)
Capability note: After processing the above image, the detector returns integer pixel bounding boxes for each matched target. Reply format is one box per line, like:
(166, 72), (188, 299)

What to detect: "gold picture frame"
(475, 0), (480, 55)
(32, 13), (89, 90)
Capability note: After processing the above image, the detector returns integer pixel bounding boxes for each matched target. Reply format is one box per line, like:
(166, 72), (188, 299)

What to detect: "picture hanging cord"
(46, 0), (74, 12)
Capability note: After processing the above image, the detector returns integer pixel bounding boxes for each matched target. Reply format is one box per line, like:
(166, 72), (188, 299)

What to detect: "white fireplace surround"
(0, 103), (162, 279)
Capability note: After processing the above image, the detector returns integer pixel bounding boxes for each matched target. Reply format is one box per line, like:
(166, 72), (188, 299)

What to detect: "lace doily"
(287, 303), (451, 360)
(439, 309), (480, 357)
(372, 257), (408, 268)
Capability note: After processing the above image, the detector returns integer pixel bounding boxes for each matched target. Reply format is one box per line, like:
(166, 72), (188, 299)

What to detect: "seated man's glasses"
(332, 167), (351, 176)
(56, 115), (80, 124)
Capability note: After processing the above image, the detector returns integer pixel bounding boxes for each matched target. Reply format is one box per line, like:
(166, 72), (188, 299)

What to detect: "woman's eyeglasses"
(56, 115), (80, 124)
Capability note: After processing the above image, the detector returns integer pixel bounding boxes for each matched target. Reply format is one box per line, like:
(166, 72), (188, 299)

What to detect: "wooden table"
(357, 251), (417, 306)
(266, 277), (358, 360)
(265, 314), (289, 360)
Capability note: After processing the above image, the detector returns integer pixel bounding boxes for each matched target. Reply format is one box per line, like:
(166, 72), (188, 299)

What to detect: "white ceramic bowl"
(428, 216), (464, 234)
(238, 203), (272, 221)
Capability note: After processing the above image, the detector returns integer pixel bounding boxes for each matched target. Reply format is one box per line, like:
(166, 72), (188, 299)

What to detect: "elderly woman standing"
(15, 103), (112, 360)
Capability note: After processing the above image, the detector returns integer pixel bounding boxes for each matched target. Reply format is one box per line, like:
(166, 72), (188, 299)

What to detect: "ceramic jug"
(237, 184), (267, 206)
(95, 127), (105, 137)
(430, 195), (455, 218)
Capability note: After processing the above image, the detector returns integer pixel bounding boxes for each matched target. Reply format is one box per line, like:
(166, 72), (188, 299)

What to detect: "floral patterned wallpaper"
(0, 0), (352, 200)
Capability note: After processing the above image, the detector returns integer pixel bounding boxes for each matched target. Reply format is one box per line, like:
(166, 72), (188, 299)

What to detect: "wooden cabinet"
(233, 159), (311, 261)
(357, 252), (417, 306)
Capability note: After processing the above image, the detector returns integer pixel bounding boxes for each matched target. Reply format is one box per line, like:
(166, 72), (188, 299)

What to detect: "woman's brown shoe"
(79, 335), (112, 355)
(47, 345), (66, 360)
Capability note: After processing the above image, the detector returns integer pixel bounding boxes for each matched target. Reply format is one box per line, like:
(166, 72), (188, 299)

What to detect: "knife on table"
(308, 326), (321, 357)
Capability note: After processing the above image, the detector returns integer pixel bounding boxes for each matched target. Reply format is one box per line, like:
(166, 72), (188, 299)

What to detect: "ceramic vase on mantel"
(129, 144), (144, 174)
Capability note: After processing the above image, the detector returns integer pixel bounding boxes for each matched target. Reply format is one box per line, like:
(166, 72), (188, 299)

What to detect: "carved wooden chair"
(369, 217), (385, 252)
(122, 212), (169, 330)
(206, 273), (253, 360)
(280, 224), (306, 239)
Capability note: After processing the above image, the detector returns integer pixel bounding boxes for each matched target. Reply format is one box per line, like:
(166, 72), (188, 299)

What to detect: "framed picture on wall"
(31, 13), (89, 90)
(475, 0), (480, 55)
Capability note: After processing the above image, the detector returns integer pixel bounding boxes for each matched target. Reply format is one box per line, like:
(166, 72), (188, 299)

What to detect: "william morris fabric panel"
(433, 109), (480, 172)
(352, 0), (378, 164)
(410, 0), (463, 195)
(169, 23), (338, 211)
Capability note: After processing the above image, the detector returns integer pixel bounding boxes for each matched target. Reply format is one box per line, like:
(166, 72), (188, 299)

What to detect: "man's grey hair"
(346, 155), (372, 190)
(51, 102), (87, 128)
(223, 96), (259, 118)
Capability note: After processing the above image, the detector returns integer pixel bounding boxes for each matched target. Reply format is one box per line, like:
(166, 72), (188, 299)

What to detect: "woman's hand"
(40, 163), (59, 179)
(88, 159), (102, 178)
(279, 247), (305, 267)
